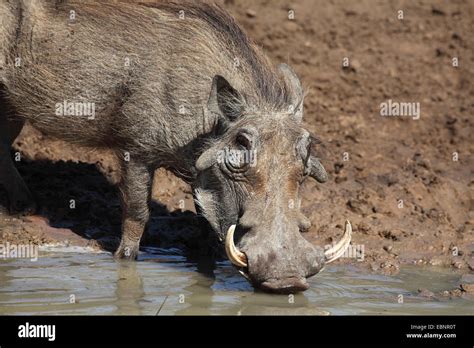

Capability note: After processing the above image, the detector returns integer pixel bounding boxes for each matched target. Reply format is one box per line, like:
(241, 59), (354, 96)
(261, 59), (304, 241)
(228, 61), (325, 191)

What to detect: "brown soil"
(1, 0), (473, 276)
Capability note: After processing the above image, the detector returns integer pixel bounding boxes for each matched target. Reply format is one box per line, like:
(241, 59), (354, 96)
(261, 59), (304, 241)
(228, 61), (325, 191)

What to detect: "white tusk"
(325, 220), (352, 263)
(225, 225), (248, 268)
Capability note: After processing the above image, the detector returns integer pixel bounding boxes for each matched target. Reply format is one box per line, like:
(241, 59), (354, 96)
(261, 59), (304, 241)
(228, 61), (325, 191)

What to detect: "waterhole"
(0, 246), (471, 315)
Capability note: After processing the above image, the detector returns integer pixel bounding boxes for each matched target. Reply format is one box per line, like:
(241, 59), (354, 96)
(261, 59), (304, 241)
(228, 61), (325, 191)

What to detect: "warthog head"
(193, 64), (351, 293)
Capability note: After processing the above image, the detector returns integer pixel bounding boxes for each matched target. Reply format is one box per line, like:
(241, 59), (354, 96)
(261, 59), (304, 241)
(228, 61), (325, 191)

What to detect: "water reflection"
(0, 248), (471, 315)
(115, 262), (145, 315)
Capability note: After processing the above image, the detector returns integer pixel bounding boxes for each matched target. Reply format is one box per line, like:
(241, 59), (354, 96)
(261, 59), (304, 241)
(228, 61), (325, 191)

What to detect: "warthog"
(0, 0), (351, 293)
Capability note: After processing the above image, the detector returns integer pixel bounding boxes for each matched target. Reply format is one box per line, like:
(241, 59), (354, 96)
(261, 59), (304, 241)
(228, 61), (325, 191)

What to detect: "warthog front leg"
(114, 158), (153, 260)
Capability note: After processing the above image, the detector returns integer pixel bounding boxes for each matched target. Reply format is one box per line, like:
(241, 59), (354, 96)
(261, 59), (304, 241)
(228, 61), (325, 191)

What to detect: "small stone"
(344, 9), (357, 16)
(460, 284), (474, 293)
(350, 59), (361, 72)
(466, 258), (474, 271)
(370, 262), (379, 271)
(383, 245), (393, 252)
(452, 260), (463, 269)
(429, 257), (445, 266)
(431, 6), (446, 16)
(334, 162), (344, 174)
(424, 32), (433, 40)
(418, 288), (435, 298)
(245, 9), (256, 18)
(459, 274), (474, 284)
(435, 48), (445, 57)
(357, 221), (370, 234)
(23, 215), (50, 224)
(452, 32), (462, 41)
(450, 288), (464, 297)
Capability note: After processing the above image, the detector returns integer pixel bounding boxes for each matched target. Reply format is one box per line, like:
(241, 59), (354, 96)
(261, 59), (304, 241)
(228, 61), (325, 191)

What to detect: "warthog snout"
(224, 215), (352, 293)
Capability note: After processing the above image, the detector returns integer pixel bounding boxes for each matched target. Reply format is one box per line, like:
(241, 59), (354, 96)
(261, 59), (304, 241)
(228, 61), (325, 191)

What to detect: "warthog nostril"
(259, 277), (309, 294)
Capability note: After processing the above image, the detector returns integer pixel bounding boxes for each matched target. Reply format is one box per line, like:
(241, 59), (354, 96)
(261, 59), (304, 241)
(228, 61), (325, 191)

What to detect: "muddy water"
(0, 247), (471, 315)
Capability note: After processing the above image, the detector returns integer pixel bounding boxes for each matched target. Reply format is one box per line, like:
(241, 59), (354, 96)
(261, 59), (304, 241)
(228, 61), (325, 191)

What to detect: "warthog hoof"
(114, 242), (140, 260)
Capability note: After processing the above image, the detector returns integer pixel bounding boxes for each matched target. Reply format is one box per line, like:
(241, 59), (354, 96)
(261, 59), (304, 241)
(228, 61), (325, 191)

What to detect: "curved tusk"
(225, 225), (248, 268)
(325, 220), (352, 263)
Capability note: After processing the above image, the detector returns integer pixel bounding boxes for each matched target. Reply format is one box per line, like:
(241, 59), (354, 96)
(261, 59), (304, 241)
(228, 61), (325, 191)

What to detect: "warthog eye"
(236, 133), (252, 149)
(227, 149), (245, 168)
(219, 128), (258, 179)
(233, 131), (256, 167)
(223, 148), (252, 175)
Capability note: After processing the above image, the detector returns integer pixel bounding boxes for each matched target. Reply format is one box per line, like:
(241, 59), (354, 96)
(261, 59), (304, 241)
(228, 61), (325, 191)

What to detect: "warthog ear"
(207, 75), (243, 122)
(278, 63), (304, 121)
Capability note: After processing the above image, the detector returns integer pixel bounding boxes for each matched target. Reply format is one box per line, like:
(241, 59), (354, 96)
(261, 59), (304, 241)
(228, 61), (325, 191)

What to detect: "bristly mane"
(139, 0), (293, 110)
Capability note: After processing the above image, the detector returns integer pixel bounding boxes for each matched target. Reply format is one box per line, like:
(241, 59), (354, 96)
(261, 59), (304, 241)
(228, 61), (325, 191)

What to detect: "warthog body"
(0, 0), (350, 292)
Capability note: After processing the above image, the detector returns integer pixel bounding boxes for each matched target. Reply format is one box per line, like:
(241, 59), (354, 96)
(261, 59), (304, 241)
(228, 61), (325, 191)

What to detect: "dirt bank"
(1, 0), (473, 276)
